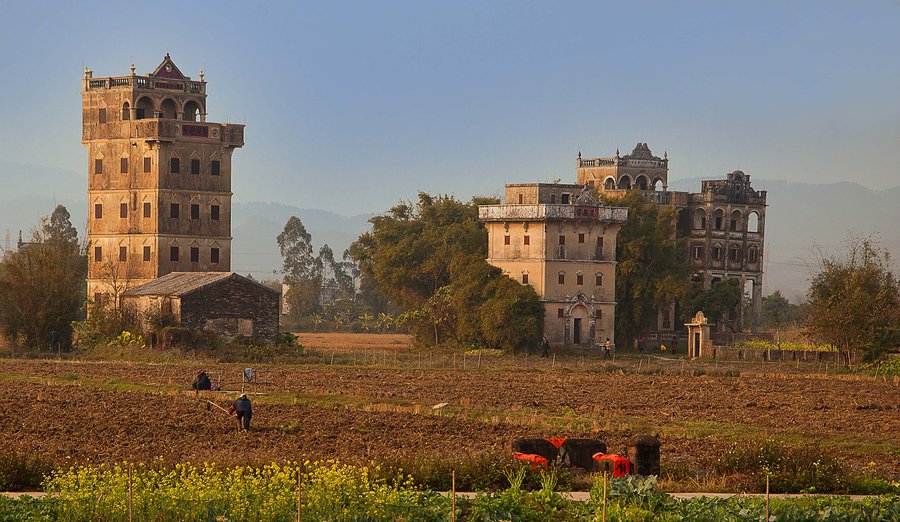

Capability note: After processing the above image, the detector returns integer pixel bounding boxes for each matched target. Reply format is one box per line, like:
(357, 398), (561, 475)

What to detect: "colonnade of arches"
(692, 208), (761, 233)
(122, 96), (205, 121)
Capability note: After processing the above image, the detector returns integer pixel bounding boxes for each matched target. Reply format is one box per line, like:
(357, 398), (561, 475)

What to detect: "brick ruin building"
(578, 143), (767, 333)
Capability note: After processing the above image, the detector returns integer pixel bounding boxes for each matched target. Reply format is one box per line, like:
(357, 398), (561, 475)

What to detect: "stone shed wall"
(180, 277), (280, 343)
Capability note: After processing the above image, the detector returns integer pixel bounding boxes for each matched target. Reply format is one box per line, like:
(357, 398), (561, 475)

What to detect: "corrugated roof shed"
(122, 272), (275, 297)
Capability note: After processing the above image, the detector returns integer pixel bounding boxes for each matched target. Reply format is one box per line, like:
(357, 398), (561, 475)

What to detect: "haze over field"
(1, 159), (896, 301)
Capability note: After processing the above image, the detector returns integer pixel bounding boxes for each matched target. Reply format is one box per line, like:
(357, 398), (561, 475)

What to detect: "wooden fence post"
(297, 469), (302, 522)
(451, 469), (456, 522)
(765, 473), (770, 522)
(602, 471), (607, 522)
(128, 464), (133, 522)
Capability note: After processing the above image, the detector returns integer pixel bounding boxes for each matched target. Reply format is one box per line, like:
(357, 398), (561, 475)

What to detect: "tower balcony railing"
(84, 76), (205, 95)
(478, 204), (628, 223)
(83, 119), (244, 147)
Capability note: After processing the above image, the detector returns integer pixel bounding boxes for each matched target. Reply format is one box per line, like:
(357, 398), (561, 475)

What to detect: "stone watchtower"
(478, 185), (628, 346)
(82, 55), (245, 303)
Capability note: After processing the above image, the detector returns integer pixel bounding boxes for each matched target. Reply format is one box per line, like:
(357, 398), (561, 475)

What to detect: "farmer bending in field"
(231, 393), (252, 431)
(191, 370), (211, 395)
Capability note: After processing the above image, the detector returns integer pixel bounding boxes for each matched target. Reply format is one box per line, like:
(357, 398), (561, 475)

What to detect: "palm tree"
(358, 312), (374, 332)
(377, 312), (395, 332)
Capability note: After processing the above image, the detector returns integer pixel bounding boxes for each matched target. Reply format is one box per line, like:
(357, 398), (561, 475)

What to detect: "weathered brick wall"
(179, 277), (280, 343)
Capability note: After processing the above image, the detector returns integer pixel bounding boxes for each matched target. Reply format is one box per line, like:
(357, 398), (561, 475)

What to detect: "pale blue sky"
(1, 1), (898, 215)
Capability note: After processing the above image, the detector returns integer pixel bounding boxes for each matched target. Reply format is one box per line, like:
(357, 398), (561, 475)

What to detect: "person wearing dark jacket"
(233, 393), (252, 431)
(191, 371), (211, 395)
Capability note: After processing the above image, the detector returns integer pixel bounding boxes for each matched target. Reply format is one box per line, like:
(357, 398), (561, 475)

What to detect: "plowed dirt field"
(2, 358), (898, 476)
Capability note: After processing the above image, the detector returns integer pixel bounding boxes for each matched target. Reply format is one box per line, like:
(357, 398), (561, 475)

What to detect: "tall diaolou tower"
(82, 54), (244, 303)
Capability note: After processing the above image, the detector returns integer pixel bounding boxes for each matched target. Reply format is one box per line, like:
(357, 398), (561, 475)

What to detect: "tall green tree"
(805, 236), (899, 360)
(601, 191), (691, 347)
(277, 216), (321, 320)
(680, 278), (743, 328)
(0, 205), (86, 349)
(351, 193), (542, 350)
(760, 291), (801, 331)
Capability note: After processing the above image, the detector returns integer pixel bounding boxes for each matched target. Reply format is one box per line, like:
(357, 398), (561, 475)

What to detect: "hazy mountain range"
(2, 160), (897, 301)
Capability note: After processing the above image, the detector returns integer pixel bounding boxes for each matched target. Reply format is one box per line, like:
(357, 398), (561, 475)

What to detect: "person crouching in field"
(192, 370), (211, 395)
(230, 393), (252, 431)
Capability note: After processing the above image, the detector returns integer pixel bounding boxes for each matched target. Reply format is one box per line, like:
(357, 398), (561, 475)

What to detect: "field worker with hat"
(233, 393), (252, 431)
(191, 370), (211, 395)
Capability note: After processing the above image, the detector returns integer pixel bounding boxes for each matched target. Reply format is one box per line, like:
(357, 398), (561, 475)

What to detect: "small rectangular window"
(143, 202), (151, 218)
(595, 309), (602, 319)
(170, 158), (180, 174)
(190, 246), (199, 262)
(211, 205), (220, 221)
(170, 203), (179, 219)
(211, 160), (220, 176)
(191, 159), (200, 175)
(523, 235), (529, 246)
(143, 157), (151, 173)
(557, 308), (564, 318)
(94, 203), (103, 219)
(190, 204), (200, 220)
(210, 247), (220, 264)
(576, 273), (584, 285)
(143, 246), (151, 262)
(94, 246), (102, 262)
(578, 233), (585, 244)
(550, 194), (556, 204)
(94, 159), (103, 175)
(170, 246), (179, 262)
(120, 203), (127, 219)
(98, 108), (107, 123)
(504, 235), (510, 245)
(522, 273), (529, 284)
(749, 249), (759, 263)
(518, 194), (524, 204)
(119, 246), (127, 262)
(595, 273), (602, 286)
(559, 235), (565, 246)
(693, 245), (704, 260)
(561, 194), (570, 204)
(558, 273), (565, 285)
(120, 157), (128, 174)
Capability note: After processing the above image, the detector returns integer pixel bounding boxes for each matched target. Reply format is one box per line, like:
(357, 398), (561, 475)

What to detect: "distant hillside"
(2, 158), (897, 301)
(231, 202), (372, 280)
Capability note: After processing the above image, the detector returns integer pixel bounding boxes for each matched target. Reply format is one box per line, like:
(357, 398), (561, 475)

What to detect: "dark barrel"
(626, 434), (660, 476)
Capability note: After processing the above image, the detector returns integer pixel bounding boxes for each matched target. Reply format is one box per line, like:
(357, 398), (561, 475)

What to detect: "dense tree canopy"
(680, 278), (743, 328)
(805, 237), (899, 359)
(350, 193), (543, 350)
(600, 191), (691, 347)
(0, 205), (86, 349)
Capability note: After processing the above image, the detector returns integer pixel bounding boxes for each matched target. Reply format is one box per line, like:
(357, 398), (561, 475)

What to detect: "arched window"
(651, 177), (663, 191)
(635, 175), (648, 190)
(617, 175), (632, 190)
(713, 209), (725, 230)
(160, 99), (178, 119)
(183, 100), (202, 121)
(693, 208), (707, 229)
(121, 102), (130, 121)
(747, 211), (760, 233)
(135, 96), (154, 120)
(595, 272), (602, 286)
(604, 178), (616, 190)
(730, 210), (743, 231)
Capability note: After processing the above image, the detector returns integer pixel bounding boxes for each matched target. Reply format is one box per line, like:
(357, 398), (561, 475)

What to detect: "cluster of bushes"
(713, 439), (899, 495)
(2, 460), (898, 521)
